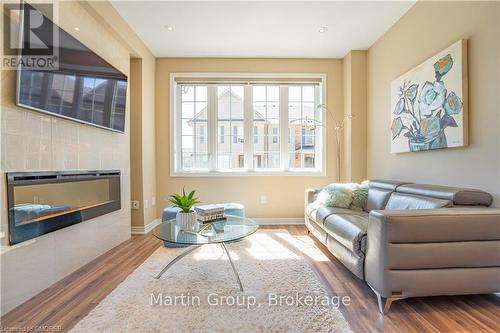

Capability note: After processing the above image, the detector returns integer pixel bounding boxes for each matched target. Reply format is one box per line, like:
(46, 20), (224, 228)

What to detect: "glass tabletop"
(153, 215), (259, 245)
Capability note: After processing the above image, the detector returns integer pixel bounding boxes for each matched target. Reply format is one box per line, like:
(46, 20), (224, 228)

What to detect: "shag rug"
(71, 230), (351, 333)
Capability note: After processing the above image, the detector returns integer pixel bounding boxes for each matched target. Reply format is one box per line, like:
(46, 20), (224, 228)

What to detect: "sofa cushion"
(323, 214), (369, 255)
(366, 188), (393, 211)
(397, 184), (493, 206)
(307, 205), (367, 225)
(385, 193), (453, 210)
(365, 180), (413, 211)
(326, 236), (365, 279)
(369, 179), (413, 191)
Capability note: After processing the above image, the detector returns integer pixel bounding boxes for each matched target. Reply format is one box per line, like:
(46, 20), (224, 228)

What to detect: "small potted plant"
(169, 188), (200, 230)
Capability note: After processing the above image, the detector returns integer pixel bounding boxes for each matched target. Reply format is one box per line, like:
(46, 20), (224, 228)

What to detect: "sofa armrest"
(368, 208), (500, 243)
(365, 208), (500, 297)
(305, 188), (320, 207)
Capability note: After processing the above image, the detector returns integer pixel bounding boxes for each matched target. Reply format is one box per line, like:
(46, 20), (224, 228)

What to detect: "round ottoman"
(162, 206), (184, 222)
(221, 202), (245, 217)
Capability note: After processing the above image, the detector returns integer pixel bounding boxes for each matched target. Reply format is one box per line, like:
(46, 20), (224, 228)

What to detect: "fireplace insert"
(6, 170), (121, 245)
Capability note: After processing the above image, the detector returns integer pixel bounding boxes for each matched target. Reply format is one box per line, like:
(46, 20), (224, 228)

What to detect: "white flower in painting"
(419, 81), (447, 117)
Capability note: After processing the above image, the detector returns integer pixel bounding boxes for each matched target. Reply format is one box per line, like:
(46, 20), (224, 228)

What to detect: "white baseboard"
(252, 218), (305, 225)
(131, 218), (161, 234)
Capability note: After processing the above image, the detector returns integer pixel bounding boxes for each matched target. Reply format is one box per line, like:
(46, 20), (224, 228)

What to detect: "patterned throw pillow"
(350, 181), (369, 211)
(315, 183), (354, 208)
(314, 181), (369, 210)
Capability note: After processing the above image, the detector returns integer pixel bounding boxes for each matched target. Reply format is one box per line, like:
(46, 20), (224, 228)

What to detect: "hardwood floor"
(1, 225), (499, 332)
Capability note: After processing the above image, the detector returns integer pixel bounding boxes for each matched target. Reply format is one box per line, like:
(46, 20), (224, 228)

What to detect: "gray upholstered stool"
(219, 202), (245, 217)
(161, 203), (245, 247)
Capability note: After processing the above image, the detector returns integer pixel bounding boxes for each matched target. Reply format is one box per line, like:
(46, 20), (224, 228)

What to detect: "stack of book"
(194, 204), (226, 223)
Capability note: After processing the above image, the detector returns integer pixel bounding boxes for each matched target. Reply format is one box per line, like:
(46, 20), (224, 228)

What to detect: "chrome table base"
(154, 245), (201, 279)
(221, 242), (243, 291)
(154, 242), (244, 292)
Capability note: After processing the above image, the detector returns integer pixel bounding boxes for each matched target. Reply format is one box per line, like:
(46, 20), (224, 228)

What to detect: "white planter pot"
(176, 211), (197, 231)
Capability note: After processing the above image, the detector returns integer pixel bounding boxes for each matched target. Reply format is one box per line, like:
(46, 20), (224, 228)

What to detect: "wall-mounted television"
(16, 3), (128, 133)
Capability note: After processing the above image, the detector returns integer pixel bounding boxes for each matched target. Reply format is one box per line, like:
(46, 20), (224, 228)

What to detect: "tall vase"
(409, 131), (447, 152)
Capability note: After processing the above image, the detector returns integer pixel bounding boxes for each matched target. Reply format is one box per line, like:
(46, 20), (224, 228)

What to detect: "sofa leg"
(383, 297), (394, 314)
(371, 287), (402, 314)
(375, 294), (395, 314)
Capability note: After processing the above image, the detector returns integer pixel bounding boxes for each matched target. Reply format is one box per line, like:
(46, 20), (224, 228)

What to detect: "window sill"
(170, 169), (326, 177)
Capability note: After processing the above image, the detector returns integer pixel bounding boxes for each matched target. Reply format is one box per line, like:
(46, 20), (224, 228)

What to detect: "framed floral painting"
(390, 40), (468, 153)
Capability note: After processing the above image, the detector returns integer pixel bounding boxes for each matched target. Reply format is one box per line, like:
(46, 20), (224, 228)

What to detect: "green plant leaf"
(169, 188), (200, 212)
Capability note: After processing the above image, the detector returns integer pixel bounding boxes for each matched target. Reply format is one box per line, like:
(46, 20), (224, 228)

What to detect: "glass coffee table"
(152, 215), (258, 291)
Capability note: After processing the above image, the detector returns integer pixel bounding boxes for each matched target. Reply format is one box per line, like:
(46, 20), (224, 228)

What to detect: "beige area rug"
(71, 230), (352, 333)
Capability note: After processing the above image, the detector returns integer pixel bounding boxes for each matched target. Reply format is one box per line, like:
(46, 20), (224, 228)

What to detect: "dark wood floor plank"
(1, 226), (499, 333)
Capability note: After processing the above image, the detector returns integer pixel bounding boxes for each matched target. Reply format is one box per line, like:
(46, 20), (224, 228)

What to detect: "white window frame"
(170, 73), (327, 177)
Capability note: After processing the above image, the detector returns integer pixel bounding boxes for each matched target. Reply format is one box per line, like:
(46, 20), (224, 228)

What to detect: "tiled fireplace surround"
(0, 1), (131, 315)
(0, 108), (131, 314)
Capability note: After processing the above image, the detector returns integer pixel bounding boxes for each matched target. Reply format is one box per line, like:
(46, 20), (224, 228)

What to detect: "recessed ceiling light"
(73, 27), (80, 31)
(318, 26), (328, 33)
(165, 25), (174, 32)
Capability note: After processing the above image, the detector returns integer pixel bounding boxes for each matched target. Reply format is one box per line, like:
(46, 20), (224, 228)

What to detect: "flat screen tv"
(16, 4), (127, 133)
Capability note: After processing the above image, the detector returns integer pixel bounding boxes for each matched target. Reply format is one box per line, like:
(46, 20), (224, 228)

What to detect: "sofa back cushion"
(365, 180), (413, 211)
(396, 183), (493, 206)
(366, 188), (393, 211)
(385, 193), (453, 210)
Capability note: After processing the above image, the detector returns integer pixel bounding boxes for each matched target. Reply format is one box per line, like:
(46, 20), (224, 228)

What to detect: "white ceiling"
(112, 1), (415, 58)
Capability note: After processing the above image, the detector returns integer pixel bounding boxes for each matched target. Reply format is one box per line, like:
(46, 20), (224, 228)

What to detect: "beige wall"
(141, 55), (157, 225)
(367, 1), (500, 206)
(343, 51), (367, 183)
(156, 58), (343, 218)
(130, 59), (144, 226)
(0, 1), (132, 314)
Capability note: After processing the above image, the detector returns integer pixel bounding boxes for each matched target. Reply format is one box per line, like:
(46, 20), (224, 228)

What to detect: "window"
(232, 125), (244, 144)
(199, 125), (206, 143)
(219, 86), (244, 169)
(272, 127), (279, 144)
(288, 85), (318, 169)
(48, 74), (76, 115)
(253, 85), (280, 169)
(172, 74), (324, 175)
(81, 77), (107, 123)
(219, 125), (225, 144)
(110, 81), (126, 129)
(179, 85), (208, 169)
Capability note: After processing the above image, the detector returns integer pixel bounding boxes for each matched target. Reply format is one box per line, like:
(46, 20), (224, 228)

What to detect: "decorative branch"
(290, 104), (354, 182)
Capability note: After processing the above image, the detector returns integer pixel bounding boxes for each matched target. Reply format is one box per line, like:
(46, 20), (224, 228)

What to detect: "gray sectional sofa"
(305, 180), (500, 313)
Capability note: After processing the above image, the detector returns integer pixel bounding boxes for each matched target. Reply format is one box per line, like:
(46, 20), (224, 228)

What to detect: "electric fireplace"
(6, 170), (121, 245)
